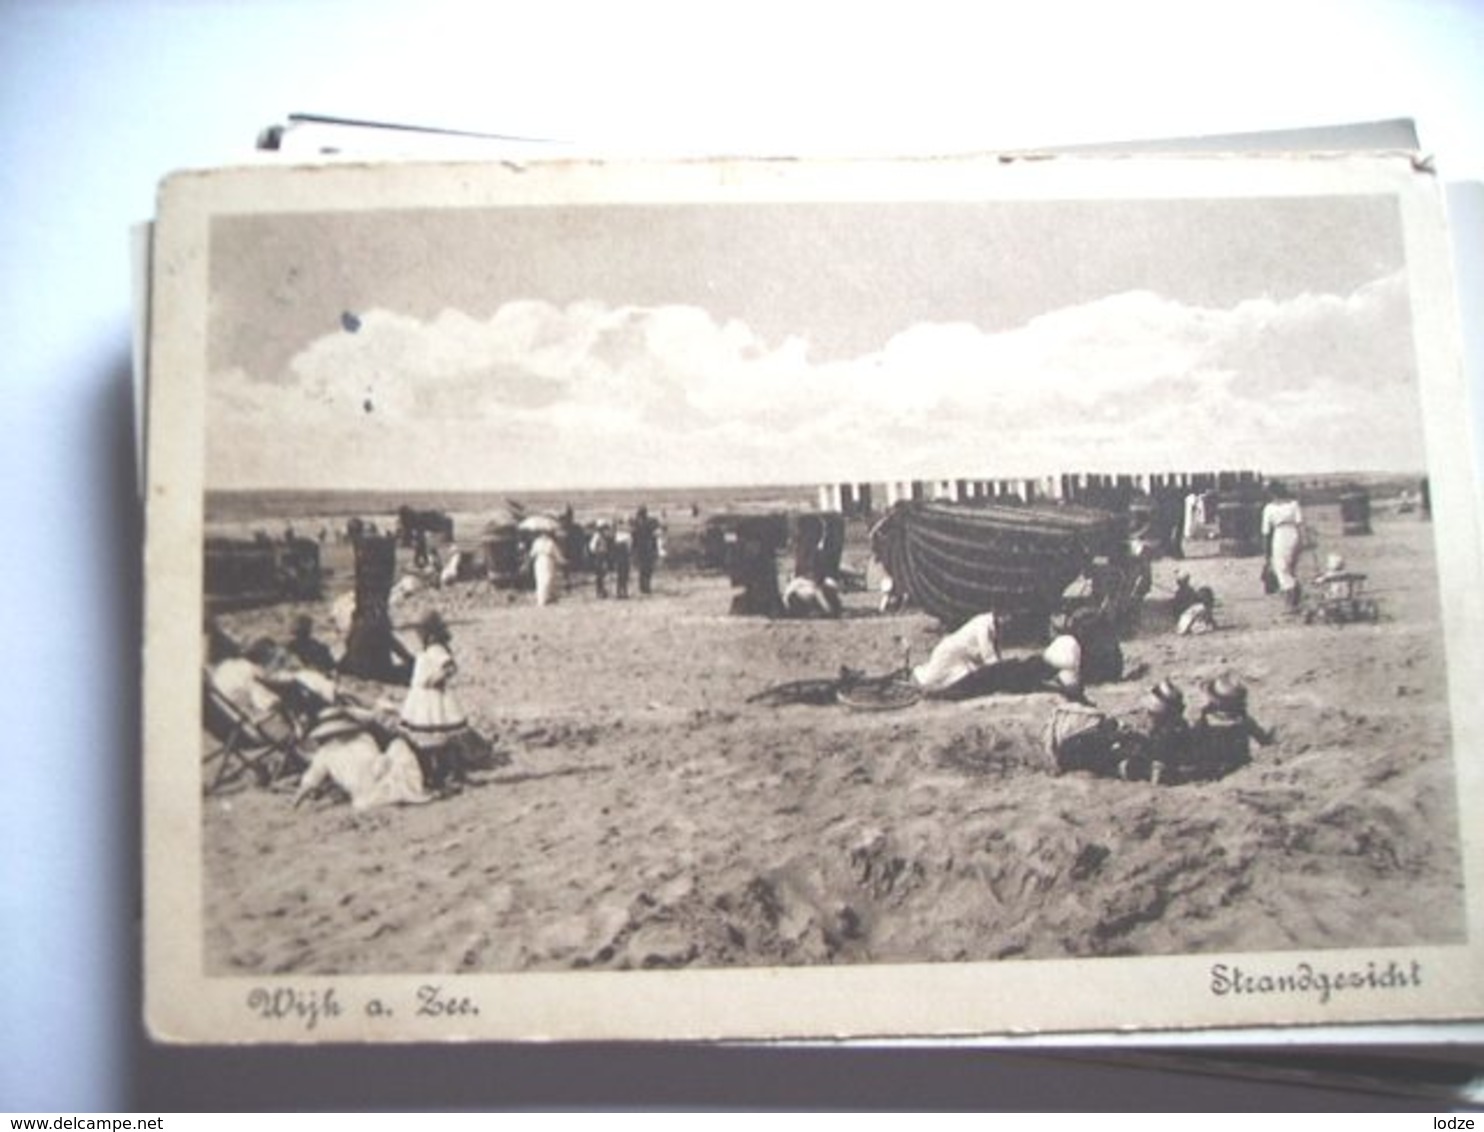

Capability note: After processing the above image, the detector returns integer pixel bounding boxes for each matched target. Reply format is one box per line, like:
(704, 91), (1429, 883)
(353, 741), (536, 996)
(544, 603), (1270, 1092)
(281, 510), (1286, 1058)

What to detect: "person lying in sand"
(912, 612), (1092, 702)
(911, 612), (1002, 695)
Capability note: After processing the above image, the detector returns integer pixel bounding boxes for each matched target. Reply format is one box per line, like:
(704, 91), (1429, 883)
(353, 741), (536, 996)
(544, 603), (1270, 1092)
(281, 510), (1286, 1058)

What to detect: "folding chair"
(201, 667), (306, 795)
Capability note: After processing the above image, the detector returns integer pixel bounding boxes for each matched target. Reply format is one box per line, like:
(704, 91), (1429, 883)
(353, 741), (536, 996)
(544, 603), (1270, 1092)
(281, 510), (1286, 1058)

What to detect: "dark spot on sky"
(363, 398), (374, 414)
(342, 311), (362, 333)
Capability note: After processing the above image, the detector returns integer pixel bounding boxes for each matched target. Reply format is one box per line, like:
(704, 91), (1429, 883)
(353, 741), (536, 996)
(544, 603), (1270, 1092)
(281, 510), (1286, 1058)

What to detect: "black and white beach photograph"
(144, 154), (1483, 1042)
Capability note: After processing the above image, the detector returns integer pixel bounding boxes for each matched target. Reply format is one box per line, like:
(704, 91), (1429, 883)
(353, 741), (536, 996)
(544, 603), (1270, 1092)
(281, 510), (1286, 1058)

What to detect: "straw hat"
(1204, 673), (1248, 711)
(307, 706), (363, 745)
(1324, 553), (1346, 574)
(1144, 679), (1185, 716)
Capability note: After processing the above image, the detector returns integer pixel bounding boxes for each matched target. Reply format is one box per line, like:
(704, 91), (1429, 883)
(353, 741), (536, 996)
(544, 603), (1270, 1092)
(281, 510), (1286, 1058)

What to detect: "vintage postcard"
(144, 152), (1484, 1043)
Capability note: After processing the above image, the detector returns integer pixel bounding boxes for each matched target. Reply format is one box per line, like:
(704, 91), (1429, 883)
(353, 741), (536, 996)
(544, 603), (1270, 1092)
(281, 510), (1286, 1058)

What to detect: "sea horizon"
(204, 483), (821, 527)
(205, 468), (1426, 529)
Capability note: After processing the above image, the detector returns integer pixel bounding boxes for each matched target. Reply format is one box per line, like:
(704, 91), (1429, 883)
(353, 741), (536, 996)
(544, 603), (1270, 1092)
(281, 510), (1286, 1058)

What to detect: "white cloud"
(208, 271), (1423, 489)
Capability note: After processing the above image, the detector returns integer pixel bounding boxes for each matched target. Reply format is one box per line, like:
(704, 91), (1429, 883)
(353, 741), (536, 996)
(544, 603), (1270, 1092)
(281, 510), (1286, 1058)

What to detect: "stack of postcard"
(140, 124), (1484, 1096)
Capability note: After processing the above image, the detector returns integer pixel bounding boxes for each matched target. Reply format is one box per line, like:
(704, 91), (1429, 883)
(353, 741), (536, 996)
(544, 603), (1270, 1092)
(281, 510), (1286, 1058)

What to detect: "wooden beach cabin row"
(818, 470), (1266, 516)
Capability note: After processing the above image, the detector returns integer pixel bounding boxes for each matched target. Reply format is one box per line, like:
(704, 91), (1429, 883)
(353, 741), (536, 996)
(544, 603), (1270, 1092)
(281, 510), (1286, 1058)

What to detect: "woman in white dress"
(528, 532), (563, 606)
(294, 708), (432, 811)
(1260, 482), (1307, 612)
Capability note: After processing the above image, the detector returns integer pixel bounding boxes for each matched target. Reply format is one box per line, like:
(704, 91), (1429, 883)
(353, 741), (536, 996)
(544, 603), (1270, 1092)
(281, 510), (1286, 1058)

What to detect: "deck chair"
(202, 667), (306, 795)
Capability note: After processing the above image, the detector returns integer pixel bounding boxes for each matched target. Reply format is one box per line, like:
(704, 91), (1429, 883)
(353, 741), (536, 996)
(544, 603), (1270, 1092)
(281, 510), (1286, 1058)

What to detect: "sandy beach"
(202, 504), (1463, 976)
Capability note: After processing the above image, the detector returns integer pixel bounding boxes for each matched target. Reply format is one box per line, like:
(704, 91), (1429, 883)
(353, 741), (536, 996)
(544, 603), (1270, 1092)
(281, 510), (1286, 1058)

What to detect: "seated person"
(728, 537), (784, 617)
(1177, 602), (1215, 635)
(211, 640), (288, 719)
(782, 574), (843, 619)
(1051, 608), (1123, 689)
(1118, 678), (1190, 783)
(207, 638), (327, 761)
(1172, 573), (1217, 635)
(215, 634), (340, 733)
(286, 614), (337, 675)
(1172, 572), (1217, 622)
(1187, 674), (1274, 781)
(293, 706), (433, 811)
(1039, 632), (1087, 701)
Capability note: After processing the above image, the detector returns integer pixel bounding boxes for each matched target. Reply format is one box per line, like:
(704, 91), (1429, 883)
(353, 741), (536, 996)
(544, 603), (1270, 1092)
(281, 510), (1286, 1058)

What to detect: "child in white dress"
(399, 611), (469, 789)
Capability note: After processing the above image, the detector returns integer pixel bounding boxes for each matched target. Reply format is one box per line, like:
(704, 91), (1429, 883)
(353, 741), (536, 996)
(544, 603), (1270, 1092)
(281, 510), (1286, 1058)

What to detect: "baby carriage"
(1302, 554), (1380, 625)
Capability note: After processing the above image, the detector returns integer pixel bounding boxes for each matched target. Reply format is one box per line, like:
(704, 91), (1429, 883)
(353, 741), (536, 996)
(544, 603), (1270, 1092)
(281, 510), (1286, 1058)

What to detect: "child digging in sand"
(1187, 673), (1275, 782)
(1118, 678), (1191, 785)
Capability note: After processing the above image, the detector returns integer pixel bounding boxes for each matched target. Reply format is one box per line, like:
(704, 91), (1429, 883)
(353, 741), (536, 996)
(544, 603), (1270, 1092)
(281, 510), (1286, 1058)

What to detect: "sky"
(206, 192), (1424, 491)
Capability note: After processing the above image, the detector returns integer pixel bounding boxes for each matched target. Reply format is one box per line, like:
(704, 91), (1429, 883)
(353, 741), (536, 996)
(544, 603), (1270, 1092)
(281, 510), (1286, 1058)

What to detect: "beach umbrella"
(517, 514), (561, 534)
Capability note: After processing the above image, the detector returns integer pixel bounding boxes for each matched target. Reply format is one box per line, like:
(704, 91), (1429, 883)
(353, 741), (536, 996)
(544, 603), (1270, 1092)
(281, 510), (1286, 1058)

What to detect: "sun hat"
(1144, 678), (1185, 716)
(307, 706), (364, 745)
(1324, 553), (1345, 574)
(1204, 673), (1248, 711)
